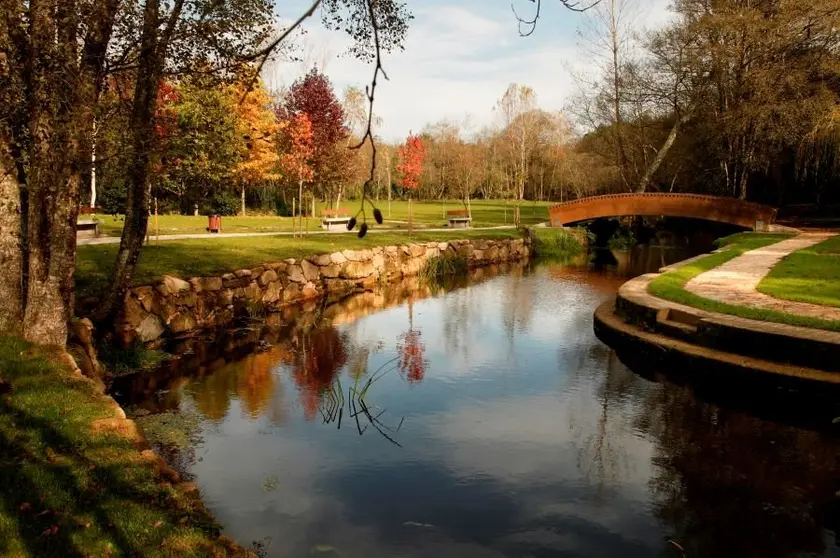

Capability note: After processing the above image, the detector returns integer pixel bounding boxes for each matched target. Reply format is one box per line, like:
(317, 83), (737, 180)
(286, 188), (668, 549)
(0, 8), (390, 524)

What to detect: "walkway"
(77, 225), (518, 246)
(685, 232), (840, 321)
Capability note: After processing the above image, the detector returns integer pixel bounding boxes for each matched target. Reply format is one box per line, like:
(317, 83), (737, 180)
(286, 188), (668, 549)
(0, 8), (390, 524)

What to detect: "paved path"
(77, 225), (518, 246)
(686, 232), (840, 321)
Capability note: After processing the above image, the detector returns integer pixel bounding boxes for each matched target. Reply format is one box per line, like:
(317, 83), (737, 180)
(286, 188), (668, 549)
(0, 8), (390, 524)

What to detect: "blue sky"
(266, 0), (671, 142)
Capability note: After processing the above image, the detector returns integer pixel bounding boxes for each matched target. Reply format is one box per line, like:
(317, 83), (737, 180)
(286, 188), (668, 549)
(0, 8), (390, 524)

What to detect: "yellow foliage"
(229, 79), (282, 184)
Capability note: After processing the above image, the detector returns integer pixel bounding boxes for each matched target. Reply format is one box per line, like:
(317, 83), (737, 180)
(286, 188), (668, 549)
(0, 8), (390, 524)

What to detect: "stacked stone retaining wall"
(114, 238), (530, 344)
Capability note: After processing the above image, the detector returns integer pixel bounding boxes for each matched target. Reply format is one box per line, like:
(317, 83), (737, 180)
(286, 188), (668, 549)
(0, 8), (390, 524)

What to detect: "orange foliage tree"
(278, 113), (315, 235)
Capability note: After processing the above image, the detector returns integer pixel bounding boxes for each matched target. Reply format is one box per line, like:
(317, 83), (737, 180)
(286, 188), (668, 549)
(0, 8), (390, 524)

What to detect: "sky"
(265, 0), (673, 142)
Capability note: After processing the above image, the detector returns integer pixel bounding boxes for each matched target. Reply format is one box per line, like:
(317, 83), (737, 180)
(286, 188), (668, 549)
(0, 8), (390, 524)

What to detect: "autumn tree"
(278, 113), (315, 236)
(397, 134), (426, 192)
(281, 68), (350, 207)
(231, 77), (281, 216)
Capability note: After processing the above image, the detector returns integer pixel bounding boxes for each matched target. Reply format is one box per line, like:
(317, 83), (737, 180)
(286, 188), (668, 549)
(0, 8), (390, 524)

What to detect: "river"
(112, 246), (840, 558)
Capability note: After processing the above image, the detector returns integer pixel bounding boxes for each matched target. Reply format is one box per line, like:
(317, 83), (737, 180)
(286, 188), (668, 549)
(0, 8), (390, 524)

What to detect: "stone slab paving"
(685, 232), (840, 321)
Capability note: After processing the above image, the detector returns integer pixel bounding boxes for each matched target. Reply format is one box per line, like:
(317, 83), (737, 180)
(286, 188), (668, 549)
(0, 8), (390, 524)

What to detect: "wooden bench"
(77, 219), (100, 239)
(321, 208), (351, 231)
(447, 209), (472, 228)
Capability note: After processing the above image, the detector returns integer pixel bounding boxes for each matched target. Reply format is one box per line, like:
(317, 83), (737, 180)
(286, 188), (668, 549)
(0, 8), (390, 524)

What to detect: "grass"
(759, 235), (840, 308)
(76, 228), (522, 299)
(530, 227), (588, 258)
(0, 336), (246, 557)
(647, 232), (840, 332)
(84, 199), (551, 237)
(419, 253), (469, 284)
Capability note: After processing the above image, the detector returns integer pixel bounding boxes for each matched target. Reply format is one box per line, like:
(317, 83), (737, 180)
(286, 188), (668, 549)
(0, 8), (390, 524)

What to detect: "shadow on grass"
(0, 337), (233, 557)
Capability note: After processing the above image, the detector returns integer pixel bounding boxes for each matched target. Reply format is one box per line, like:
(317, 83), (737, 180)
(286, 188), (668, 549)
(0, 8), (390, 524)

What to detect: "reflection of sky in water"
(162, 261), (840, 558)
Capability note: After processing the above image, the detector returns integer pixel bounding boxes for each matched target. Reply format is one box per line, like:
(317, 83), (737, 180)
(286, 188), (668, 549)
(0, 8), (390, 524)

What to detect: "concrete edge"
(594, 301), (840, 384)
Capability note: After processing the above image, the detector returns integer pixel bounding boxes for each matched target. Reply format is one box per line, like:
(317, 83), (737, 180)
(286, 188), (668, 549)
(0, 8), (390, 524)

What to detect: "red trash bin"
(207, 215), (221, 233)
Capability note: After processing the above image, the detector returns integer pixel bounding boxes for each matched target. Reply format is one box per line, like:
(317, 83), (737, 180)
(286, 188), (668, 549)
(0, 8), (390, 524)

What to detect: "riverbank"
(0, 336), (250, 557)
(595, 231), (840, 383)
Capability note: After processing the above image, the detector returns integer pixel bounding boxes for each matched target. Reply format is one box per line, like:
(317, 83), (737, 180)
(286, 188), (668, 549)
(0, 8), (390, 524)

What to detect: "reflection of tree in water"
(397, 296), (427, 384)
(441, 288), (479, 361)
(638, 382), (840, 558)
(290, 326), (349, 421)
(188, 345), (292, 425)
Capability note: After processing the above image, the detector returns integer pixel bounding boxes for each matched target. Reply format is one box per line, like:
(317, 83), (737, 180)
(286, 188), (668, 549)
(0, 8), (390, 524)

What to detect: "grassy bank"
(86, 199), (551, 237)
(530, 227), (589, 257)
(647, 232), (840, 332)
(759, 235), (840, 308)
(76, 228), (521, 299)
(0, 336), (246, 557)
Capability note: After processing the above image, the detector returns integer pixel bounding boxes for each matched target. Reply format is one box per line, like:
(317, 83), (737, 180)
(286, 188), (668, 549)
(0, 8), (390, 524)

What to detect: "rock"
(159, 275), (190, 296)
(174, 291), (197, 308)
(485, 246), (499, 262)
(457, 244), (474, 258)
(321, 264), (340, 278)
(409, 244), (426, 258)
(262, 281), (282, 304)
(287, 265), (305, 283)
(221, 273), (235, 281)
(152, 297), (179, 324)
(169, 311), (197, 334)
(120, 296), (148, 330)
(223, 277), (249, 289)
(284, 258), (296, 265)
(283, 282), (300, 302)
(312, 253), (333, 266)
(259, 269), (278, 286)
(372, 254), (385, 273)
(372, 246), (384, 254)
(250, 266), (265, 278)
(385, 245), (398, 254)
(244, 281), (261, 301)
(340, 260), (375, 280)
(301, 259), (321, 282)
(330, 251), (348, 265)
(438, 242), (449, 251)
(137, 314), (165, 342)
(219, 289), (234, 306)
(189, 277), (203, 293)
(133, 286), (155, 312)
(201, 276), (223, 291)
(342, 249), (362, 262)
(356, 249), (373, 261)
(234, 269), (252, 278)
(473, 249), (484, 261)
(302, 282), (319, 298)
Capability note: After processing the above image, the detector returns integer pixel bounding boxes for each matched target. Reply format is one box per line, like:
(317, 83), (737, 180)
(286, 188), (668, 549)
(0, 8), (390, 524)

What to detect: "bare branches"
(512, 0), (601, 37)
(347, 0), (388, 231)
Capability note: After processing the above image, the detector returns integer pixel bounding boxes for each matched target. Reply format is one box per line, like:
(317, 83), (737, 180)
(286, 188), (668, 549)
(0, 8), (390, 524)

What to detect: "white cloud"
(265, 0), (673, 141)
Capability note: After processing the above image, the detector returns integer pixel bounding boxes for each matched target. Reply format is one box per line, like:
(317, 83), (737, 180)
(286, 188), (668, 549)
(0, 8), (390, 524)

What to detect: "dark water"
(113, 247), (840, 558)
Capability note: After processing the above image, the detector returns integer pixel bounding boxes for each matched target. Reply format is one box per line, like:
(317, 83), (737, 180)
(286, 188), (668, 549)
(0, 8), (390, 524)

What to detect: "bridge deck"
(549, 193), (777, 229)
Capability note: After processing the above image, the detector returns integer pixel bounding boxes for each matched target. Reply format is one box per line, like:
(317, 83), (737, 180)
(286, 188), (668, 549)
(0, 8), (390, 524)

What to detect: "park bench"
(77, 219), (100, 239)
(321, 208), (351, 231)
(447, 209), (472, 228)
(77, 206), (101, 239)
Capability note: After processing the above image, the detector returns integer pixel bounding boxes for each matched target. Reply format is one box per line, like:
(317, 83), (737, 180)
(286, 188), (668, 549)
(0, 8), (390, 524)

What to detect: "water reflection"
(112, 258), (840, 558)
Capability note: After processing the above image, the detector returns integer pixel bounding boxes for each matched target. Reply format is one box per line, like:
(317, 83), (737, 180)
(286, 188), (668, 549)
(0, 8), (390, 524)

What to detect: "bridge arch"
(549, 193), (777, 229)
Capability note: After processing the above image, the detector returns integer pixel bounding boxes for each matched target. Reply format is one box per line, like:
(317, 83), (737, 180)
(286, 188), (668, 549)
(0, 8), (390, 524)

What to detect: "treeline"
(387, 0), (840, 209)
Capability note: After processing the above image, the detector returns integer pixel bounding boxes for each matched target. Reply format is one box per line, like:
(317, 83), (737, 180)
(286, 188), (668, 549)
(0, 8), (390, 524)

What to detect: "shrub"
(531, 227), (586, 257)
(608, 226), (637, 250)
(202, 191), (239, 216)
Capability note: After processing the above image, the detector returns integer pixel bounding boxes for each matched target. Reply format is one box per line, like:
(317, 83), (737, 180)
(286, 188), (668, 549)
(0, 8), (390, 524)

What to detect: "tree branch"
(512, 0), (601, 37)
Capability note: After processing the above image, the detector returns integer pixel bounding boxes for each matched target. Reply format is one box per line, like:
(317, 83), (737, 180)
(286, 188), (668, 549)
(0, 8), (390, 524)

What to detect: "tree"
(231, 77), (281, 215)
(282, 68), (350, 205)
(397, 134), (426, 192)
(278, 113), (315, 236)
(497, 84), (541, 225)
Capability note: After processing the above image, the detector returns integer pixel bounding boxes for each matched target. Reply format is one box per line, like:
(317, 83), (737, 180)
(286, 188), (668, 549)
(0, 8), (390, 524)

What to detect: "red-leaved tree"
(397, 134), (426, 191)
(278, 113), (315, 235)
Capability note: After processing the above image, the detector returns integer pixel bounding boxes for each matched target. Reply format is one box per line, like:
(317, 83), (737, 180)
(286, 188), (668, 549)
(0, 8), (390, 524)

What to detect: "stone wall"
(115, 238), (530, 345)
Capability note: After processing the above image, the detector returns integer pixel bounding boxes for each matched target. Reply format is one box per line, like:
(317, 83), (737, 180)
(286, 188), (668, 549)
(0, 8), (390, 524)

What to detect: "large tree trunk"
(96, 0), (162, 323)
(0, 133), (23, 332)
(22, 0), (86, 345)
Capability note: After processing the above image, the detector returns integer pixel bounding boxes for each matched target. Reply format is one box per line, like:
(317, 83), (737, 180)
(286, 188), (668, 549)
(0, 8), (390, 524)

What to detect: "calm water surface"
(114, 248), (840, 558)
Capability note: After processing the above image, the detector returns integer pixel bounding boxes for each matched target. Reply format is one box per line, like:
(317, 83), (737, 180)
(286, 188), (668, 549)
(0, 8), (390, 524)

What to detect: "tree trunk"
(0, 133), (23, 332)
(96, 0), (162, 324)
(637, 110), (690, 193)
(241, 183), (246, 216)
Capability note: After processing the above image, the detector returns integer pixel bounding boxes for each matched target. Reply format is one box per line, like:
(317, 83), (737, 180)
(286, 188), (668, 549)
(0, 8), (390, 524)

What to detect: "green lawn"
(647, 232), (840, 332)
(0, 336), (246, 557)
(759, 235), (840, 308)
(85, 199), (551, 237)
(76, 228), (522, 298)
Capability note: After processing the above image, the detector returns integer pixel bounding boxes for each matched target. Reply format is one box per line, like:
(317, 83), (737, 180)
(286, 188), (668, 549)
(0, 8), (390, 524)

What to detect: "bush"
(274, 197), (290, 216)
(608, 226), (637, 250)
(98, 179), (127, 214)
(531, 227), (586, 257)
(201, 191), (239, 216)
